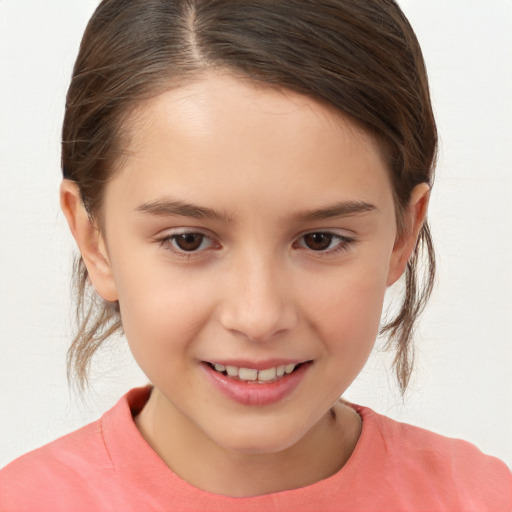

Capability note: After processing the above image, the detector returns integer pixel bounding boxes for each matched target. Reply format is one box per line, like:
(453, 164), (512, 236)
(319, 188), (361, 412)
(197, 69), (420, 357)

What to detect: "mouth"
(202, 360), (312, 406)
(205, 361), (308, 384)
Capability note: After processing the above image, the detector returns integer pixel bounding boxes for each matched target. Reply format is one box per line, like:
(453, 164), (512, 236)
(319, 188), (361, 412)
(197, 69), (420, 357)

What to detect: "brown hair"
(63, 0), (437, 394)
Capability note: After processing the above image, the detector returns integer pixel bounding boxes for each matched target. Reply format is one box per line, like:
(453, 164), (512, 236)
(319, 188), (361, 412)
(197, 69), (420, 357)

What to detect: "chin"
(209, 418), (312, 456)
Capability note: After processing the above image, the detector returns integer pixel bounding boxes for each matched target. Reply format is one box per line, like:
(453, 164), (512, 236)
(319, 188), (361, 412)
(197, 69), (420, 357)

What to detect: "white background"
(1, 1), (511, 469)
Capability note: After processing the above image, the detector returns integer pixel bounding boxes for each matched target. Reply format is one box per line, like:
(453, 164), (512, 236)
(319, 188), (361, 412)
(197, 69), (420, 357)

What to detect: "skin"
(61, 73), (429, 497)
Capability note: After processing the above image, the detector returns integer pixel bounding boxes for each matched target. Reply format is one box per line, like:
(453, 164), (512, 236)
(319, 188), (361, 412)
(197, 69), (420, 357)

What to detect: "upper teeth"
(213, 363), (297, 382)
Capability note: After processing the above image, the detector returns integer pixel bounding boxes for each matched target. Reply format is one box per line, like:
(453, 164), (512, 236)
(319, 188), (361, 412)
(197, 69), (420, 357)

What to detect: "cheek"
(302, 262), (389, 352)
(113, 258), (216, 366)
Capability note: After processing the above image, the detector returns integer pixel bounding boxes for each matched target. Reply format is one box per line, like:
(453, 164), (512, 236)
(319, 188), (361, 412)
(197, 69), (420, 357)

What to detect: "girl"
(1, 0), (511, 510)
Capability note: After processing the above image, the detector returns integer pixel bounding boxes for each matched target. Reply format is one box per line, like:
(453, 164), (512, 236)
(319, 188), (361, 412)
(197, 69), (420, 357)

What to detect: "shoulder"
(1, 417), (114, 511)
(0, 387), (154, 512)
(353, 405), (512, 511)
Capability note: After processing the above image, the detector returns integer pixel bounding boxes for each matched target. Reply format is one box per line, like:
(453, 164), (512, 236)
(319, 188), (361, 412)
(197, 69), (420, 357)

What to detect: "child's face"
(81, 74), (418, 454)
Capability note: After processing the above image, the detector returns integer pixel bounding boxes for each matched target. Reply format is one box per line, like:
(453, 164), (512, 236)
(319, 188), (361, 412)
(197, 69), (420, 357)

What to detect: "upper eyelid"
(295, 228), (355, 240)
(154, 227), (216, 241)
(154, 228), (354, 239)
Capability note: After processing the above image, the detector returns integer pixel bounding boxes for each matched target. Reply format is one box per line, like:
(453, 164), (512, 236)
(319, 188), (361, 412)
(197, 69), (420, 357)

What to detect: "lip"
(206, 358), (306, 371)
(201, 360), (311, 406)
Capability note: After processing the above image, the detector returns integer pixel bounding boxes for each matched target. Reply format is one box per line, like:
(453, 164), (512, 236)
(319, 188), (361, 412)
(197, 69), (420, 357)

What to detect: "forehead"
(106, 73), (394, 221)
(127, 74), (360, 144)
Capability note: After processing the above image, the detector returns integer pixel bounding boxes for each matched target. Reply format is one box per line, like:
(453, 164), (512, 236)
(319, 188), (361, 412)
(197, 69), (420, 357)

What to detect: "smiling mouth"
(205, 362), (308, 384)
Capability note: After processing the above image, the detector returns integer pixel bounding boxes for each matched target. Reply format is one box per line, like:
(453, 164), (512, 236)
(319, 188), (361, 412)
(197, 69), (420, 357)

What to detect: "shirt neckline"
(101, 385), (379, 503)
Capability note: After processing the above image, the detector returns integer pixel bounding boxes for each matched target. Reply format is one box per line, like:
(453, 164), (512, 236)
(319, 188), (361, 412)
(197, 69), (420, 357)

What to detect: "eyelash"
(156, 230), (355, 258)
(157, 231), (218, 258)
(293, 232), (354, 256)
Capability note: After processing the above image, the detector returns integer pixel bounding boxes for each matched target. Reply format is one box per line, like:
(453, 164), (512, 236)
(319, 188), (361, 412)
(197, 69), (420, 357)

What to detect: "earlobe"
(60, 179), (118, 302)
(387, 183), (430, 286)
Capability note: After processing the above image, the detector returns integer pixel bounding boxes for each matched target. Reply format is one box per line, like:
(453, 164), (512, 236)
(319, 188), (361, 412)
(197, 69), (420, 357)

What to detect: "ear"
(387, 183), (430, 286)
(60, 179), (119, 302)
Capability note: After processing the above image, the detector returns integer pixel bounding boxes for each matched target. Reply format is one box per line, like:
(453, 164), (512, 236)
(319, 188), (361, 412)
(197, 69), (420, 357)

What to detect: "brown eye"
(302, 233), (334, 251)
(173, 233), (205, 251)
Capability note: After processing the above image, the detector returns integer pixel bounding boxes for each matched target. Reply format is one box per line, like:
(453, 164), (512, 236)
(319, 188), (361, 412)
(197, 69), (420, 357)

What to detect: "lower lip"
(201, 362), (310, 406)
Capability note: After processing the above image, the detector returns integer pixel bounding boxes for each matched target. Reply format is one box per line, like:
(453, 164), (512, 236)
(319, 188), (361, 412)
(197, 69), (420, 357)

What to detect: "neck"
(135, 388), (361, 497)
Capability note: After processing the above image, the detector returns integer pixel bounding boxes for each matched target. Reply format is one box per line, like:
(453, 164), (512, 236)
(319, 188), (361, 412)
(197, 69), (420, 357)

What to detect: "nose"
(218, 252), (298, 342)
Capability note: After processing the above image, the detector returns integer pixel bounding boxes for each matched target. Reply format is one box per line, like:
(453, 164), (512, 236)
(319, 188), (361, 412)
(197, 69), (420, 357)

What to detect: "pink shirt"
(2, 386), (511, 511)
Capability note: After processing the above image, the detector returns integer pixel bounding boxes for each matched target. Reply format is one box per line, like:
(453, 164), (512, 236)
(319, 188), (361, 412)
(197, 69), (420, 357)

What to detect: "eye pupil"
(175, 233), (204, 251)
(304, 233), (332, 251)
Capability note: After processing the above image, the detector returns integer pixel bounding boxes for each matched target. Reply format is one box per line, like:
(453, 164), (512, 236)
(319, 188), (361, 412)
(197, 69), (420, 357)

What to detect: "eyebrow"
(136, 198), (377, 222)
(135, 198), (232, 222)
(292, 200), (377, 221)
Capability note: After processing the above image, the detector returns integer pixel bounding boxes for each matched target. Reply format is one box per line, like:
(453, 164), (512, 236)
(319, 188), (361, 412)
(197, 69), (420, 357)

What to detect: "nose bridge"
(219, 247), (297, 341)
